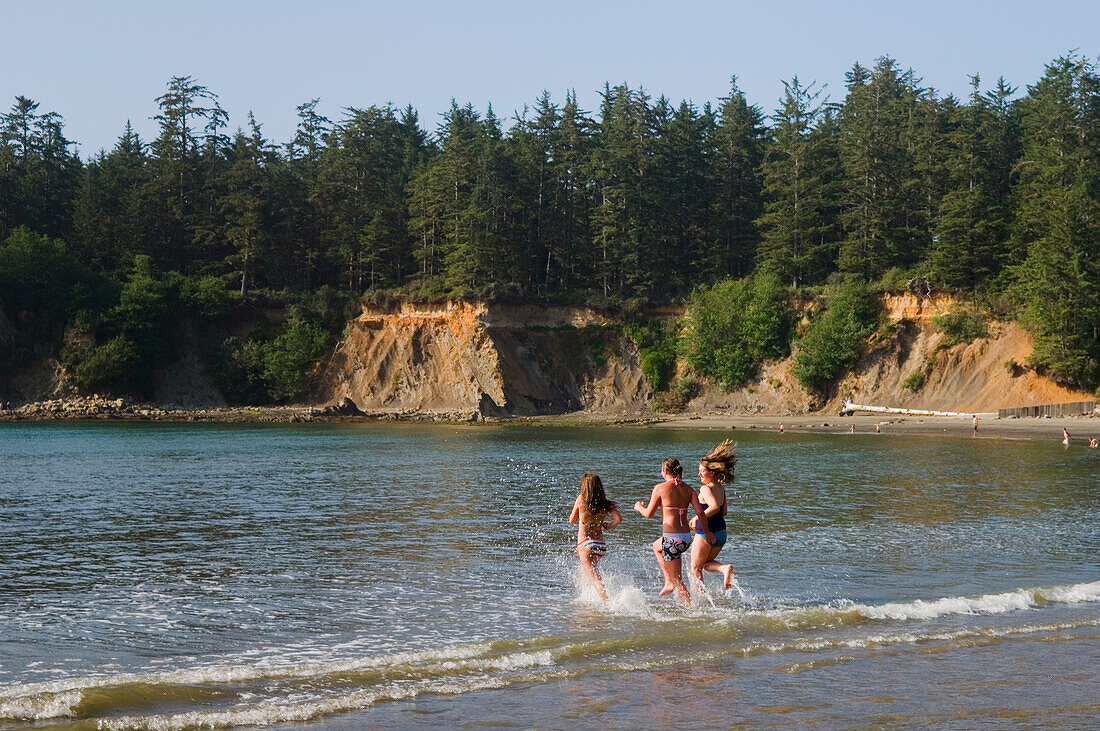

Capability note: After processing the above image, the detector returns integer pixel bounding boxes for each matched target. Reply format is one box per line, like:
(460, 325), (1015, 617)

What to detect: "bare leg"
(577, 547), (607, 602)
(652, 538), (675, 595)
(689, 535), (709, 590)
(668, 556), (690, 606)
(700, 546), (734, 590)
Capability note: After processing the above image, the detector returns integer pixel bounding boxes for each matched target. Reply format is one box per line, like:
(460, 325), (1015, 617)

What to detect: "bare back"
(653, 479), (699, 533)
(570, 497), (622, 543)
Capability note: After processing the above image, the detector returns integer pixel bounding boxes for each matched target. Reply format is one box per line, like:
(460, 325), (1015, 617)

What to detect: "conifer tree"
(757, 77), (837, 287)
(711, 79), (765, 279)
(1008, 54), (1100, 384)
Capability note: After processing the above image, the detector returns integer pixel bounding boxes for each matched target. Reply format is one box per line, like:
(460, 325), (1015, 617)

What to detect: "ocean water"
(1, 421), (1097, 729)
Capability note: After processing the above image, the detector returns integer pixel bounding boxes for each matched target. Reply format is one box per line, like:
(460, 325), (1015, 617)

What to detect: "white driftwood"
(842, 401), (997, 418)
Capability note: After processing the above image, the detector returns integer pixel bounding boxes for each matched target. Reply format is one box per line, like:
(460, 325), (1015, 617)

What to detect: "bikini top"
(660, 480), (692, 519)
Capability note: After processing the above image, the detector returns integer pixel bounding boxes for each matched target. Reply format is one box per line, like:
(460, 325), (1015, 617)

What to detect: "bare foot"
(719, 565), (734, 590)
(658, 583), (675, 596)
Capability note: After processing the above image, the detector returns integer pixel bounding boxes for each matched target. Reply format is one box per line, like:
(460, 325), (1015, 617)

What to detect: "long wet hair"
(700, 440), (738, 484)
(661, 457), (683, 479)
(579, 472), (617, 514)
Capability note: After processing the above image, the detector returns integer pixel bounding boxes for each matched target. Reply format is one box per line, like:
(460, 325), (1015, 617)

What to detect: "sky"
(2, 0), (1098, 157)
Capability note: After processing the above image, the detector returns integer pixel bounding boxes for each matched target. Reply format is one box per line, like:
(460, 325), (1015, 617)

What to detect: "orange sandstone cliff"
(312, 301), (650, 417)
(313, 296), (1094, 418)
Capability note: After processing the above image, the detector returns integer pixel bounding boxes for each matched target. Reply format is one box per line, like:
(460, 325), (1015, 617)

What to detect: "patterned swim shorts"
(661, 533), (692, 561)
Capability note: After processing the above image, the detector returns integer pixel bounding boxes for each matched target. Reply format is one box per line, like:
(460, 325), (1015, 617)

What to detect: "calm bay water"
(1, 422), (1098, 729)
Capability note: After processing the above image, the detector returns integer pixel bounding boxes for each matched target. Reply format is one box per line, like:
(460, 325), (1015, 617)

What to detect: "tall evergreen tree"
(837, 58), (924, 279)
(1008, 54), (1100, 384)
(0, 96), (81, 241)
(315, 105), (422, 292)
(408, 102), (518, 295)
(711, 79), (765, 279)
(757, 77), (837, 287)
(145, 76), (225, 270)
(73, 122), (149, 273)
(929, 76), (1017, 288)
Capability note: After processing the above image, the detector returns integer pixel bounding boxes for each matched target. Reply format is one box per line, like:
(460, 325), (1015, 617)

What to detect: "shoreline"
(2, 401), (1098, 443)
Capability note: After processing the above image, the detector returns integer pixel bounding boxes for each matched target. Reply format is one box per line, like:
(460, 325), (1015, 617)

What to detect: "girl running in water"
(569, 473), (622, 602)
(690, 440), (737, 591)
(635, 458), (713, 606)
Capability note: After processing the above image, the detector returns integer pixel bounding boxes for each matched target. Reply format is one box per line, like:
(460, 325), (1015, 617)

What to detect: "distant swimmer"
(1063, 427), (1070, 445)
(635, 457), (713, 607)
(569, 473), (622, 603)
(1089, 437), (1098, 448)
(690, 440), (738, 592)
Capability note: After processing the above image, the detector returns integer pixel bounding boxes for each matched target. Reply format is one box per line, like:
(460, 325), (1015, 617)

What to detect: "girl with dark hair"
(569, 473), (622, 602)
(634, 457), (713, 606)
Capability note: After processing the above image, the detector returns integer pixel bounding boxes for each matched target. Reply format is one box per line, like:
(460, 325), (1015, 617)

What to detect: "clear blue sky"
(2, 0), (1097, 156)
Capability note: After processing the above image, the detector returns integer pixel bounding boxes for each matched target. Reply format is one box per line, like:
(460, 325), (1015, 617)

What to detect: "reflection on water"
(0, 422), (1097, 728)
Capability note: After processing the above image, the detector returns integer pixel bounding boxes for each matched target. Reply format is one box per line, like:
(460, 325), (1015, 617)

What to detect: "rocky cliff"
(312, 301), (651, 417)
(314, 296), (1095, 418)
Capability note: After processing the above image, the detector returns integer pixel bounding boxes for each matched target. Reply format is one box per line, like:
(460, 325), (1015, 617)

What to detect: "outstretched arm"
(604, 508), (623, 530)
(634, 484), (662, 518)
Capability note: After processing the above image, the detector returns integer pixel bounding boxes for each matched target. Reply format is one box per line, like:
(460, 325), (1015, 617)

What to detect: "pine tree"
(73, 122), (149, 273)
(315, 105), (422, 292)
(929, 76), (1017, 289)
(837, 58), (923, 279)
(711, 79), (765, 279)
(756, 77), (837, 287)
(1008, 54), (1100, 384)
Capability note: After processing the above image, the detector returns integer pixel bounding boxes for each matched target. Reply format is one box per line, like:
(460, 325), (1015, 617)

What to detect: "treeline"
(1, 53), (1099, 399)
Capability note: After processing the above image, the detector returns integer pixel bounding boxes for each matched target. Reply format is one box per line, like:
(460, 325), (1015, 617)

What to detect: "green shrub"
(207, 337), (268, 404)
(64, 336), (139, 393)
(674, 376), (702, 402)
(625, 320), (678, 392)
(932, 309), (988, 346)
(902, 371), (926, 392)
(0, 227), (109, 340)
(681, 271), (793, 390)
(791, 278), (880, 394)
(261, 318), (329, 401)
(180, 275), (231, 319)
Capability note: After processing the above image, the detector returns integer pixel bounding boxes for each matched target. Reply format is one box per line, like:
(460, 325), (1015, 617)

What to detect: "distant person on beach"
(1089, 437), (1097, 448)
(635, 458), (713, 606)
(569, 473), (622, 602)
(973, 415), (978, 433)
(689, 440), (737, 591)
(1063, 427), (1070, 445)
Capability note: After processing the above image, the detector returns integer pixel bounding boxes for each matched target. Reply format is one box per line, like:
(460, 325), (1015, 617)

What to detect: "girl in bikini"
(689, 440), (737, 591)
(634, 457), (713, 606)
(569, 472), (623, 602)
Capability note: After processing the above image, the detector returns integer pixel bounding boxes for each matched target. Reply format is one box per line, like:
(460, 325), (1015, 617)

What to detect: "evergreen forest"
(2, 53), (1099, 402)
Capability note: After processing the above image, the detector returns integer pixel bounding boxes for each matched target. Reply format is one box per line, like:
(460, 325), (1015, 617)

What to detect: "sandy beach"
(3, 397), (1098, 443)
(528, 410), (1100, 443)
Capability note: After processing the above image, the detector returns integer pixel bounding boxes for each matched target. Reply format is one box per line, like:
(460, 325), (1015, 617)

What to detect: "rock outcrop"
(312, 300), (651, 417)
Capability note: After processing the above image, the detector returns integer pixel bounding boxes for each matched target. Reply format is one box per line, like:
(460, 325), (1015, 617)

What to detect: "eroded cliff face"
(313, 301), (650, 416)
(314, 295), (1092, 418)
